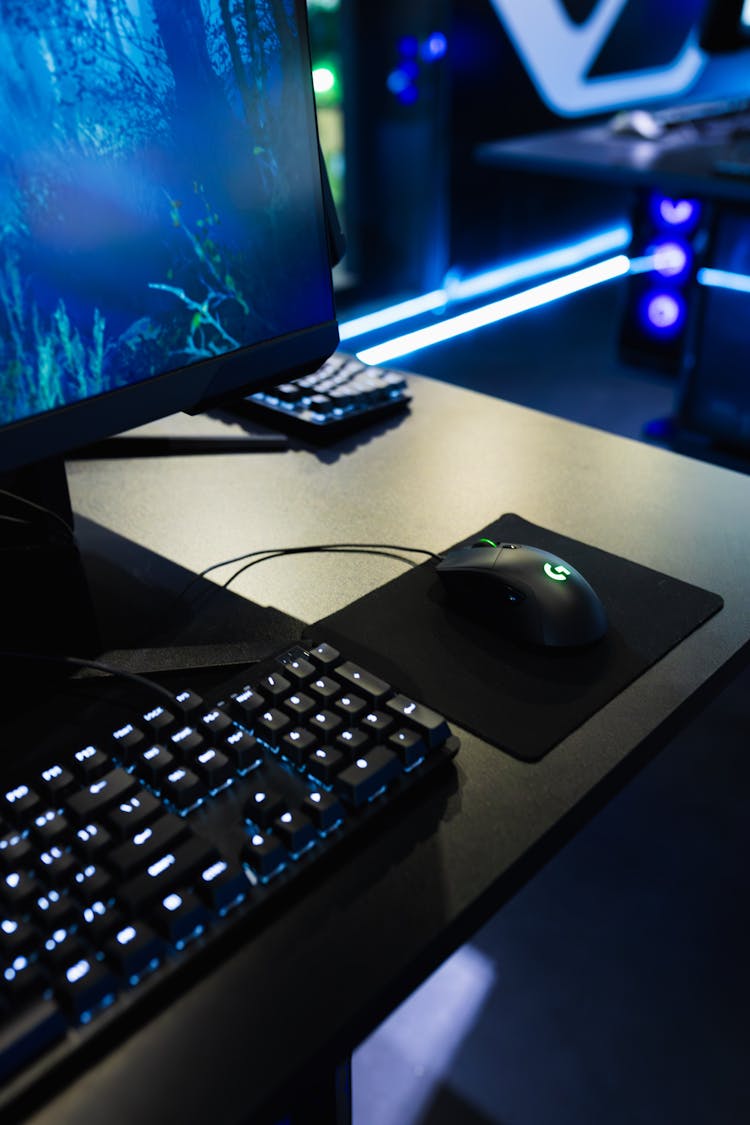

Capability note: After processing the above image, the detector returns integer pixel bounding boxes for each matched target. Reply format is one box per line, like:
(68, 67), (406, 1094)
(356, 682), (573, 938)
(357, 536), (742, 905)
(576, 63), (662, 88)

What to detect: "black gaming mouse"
(436, 540), (608, 648)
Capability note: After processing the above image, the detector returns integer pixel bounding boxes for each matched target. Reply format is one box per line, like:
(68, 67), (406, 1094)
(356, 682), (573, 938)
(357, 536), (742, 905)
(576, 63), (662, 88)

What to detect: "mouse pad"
(307, 514), (724, 763)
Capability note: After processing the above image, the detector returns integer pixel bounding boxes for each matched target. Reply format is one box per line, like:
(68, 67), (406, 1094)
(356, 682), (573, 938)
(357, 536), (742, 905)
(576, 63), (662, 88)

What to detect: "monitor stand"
(0, 458), (100, 709)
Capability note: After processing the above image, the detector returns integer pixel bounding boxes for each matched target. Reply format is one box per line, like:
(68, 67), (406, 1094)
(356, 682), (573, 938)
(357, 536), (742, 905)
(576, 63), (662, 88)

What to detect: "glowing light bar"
(338, 226), (631, 342)
(698, 267), (750, 295)
(356, 256), (630, 366)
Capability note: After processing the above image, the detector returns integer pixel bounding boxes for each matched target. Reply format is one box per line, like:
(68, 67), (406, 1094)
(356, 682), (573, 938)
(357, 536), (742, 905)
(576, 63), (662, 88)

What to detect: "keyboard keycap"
(336, 747), (401, 808)
(334, 662), (391, 703)
(66, 768), (138, 824)
(385, 696), (451, 749)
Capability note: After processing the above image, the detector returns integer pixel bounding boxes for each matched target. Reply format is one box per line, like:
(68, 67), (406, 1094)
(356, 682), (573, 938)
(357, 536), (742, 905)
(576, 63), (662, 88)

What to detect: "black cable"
(198, 541), (440, 581)
(173, 541), (440, 610)
(219, 545), (429, 591)
(0, 487), (75, 543)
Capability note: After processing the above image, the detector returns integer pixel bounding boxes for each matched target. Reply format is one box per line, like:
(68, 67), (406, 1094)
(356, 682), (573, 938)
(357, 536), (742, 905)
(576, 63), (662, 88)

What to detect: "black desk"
(22, 375), (750, 1124)
(478, 122), (750, 201)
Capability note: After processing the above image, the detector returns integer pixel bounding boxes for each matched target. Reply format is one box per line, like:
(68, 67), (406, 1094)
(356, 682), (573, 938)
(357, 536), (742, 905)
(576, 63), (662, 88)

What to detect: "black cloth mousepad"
(307, 514), (724, 763)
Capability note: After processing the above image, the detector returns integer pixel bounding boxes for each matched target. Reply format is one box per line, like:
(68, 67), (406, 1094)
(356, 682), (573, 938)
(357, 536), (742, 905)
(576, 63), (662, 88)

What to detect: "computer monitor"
(700, 0), (750, 52)
(0, 1), (339, 478)
(0, 0), (339, 659)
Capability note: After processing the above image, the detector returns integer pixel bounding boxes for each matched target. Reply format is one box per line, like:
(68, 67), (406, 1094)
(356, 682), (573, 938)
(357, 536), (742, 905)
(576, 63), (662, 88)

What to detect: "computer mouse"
(435, 540), (608, 648)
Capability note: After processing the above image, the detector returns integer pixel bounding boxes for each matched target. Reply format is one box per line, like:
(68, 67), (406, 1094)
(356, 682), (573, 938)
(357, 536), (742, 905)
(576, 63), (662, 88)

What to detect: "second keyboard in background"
(234, 353), (411, 441)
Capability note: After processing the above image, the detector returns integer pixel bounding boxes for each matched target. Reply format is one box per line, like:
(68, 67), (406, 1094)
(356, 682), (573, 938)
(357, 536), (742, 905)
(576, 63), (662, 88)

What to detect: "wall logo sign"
(488, 0), (705, 116)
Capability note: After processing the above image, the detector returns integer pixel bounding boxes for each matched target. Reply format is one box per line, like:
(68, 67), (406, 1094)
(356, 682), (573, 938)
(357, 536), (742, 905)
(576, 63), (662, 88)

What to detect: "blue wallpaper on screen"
(0, 0), (332, 426)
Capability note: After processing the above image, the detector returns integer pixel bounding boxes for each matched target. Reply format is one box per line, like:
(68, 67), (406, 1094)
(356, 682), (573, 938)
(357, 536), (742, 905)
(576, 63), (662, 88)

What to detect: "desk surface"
(479, 122), (750, 202)
(25, 375), (750, 1124)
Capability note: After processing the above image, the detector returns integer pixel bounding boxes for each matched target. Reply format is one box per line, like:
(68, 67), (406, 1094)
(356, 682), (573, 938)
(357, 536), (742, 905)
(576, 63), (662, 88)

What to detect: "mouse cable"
(174, 541), (440, 606)
(218, 545), (430, 592)
(198, 541), (441, 583)
(153, 542), (441, 646)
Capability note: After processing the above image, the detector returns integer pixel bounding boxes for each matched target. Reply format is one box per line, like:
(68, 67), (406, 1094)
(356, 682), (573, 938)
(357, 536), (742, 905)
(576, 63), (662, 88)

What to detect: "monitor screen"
(0, 0), (338, 473)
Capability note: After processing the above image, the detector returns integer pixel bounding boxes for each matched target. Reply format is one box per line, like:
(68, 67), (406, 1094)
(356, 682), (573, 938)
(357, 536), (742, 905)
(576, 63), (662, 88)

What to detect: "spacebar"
(0, 997), (67, 1083)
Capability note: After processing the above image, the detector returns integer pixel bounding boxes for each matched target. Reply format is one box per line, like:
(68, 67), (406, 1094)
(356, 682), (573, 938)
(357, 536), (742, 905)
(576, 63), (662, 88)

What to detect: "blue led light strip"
(356, 255), (631, 366)
(697, 267), (750, 295)
(338, 225), (631, 342)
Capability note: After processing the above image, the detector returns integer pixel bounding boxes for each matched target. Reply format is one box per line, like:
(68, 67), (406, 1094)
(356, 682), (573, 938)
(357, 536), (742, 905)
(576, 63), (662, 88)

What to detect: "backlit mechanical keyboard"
(238, 352), (411, 440)
(0, 640), (458, 1104)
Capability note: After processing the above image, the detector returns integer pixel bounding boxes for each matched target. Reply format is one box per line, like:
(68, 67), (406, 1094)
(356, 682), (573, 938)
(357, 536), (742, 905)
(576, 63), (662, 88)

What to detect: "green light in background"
(313, 65), (338, 96)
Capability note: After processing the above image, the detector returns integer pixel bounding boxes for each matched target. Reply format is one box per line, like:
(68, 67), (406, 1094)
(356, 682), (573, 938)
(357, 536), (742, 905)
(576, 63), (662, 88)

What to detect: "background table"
(478, 122), (750, 201)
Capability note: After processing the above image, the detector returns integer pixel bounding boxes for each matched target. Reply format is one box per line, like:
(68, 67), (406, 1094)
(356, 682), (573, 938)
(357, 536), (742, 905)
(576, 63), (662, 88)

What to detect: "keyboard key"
(385, 696), (451, 749)
(71, 745), (109, 781)
(3, 785), (41, 825)
(306, 746), (346, 786)
(280, 728), (317, 767)
(361, 710), (396, 739)
(308, 675), (340, 702)
(229, 686), (266, 724)
(173, 690), (204, 718)
(283, 692), (316, 721)
(223, 729), (261, 771)
(111, 723), (146, 765)
(301, 790), (344, 832)
(199, 709), (233, 739)
(308, 642), (340, 668)
(334, 662), (391, 703)
(244, 788), (284, 829)
(161, 767), (203, 810)
(255, 708), (291, 747)
(191, 748), (232, 789)
(0, 833), (34, 873)
(140, 705), (178, 737)
(309, 710), (342, 739)
(105, 922), (162, 978)
(108, 814), (189, 879)
(273, 810), (316, 855)
(335, 693), (367, 721)
(137, 744), (176, 786)
(336, 747), (401, 808)
(335, 728), (371, 757)
(151, 890), (209, 944)
(169, 726), (204, 758)
(258, 672), (291, 701)
(56, 955), (118, 1019)
(72, 822), (113, 863)
(66, 768), (139, 824)
(276, 653), (316, 683)
(388, 728), (426, 769)
(106, 790), (162, 839)
(119, 839), (218, 915)
(196, 858), (248, 910)
(242, 832), (286, 880)
(38, 764), (76, 799)
(31, 810), (72, 849)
